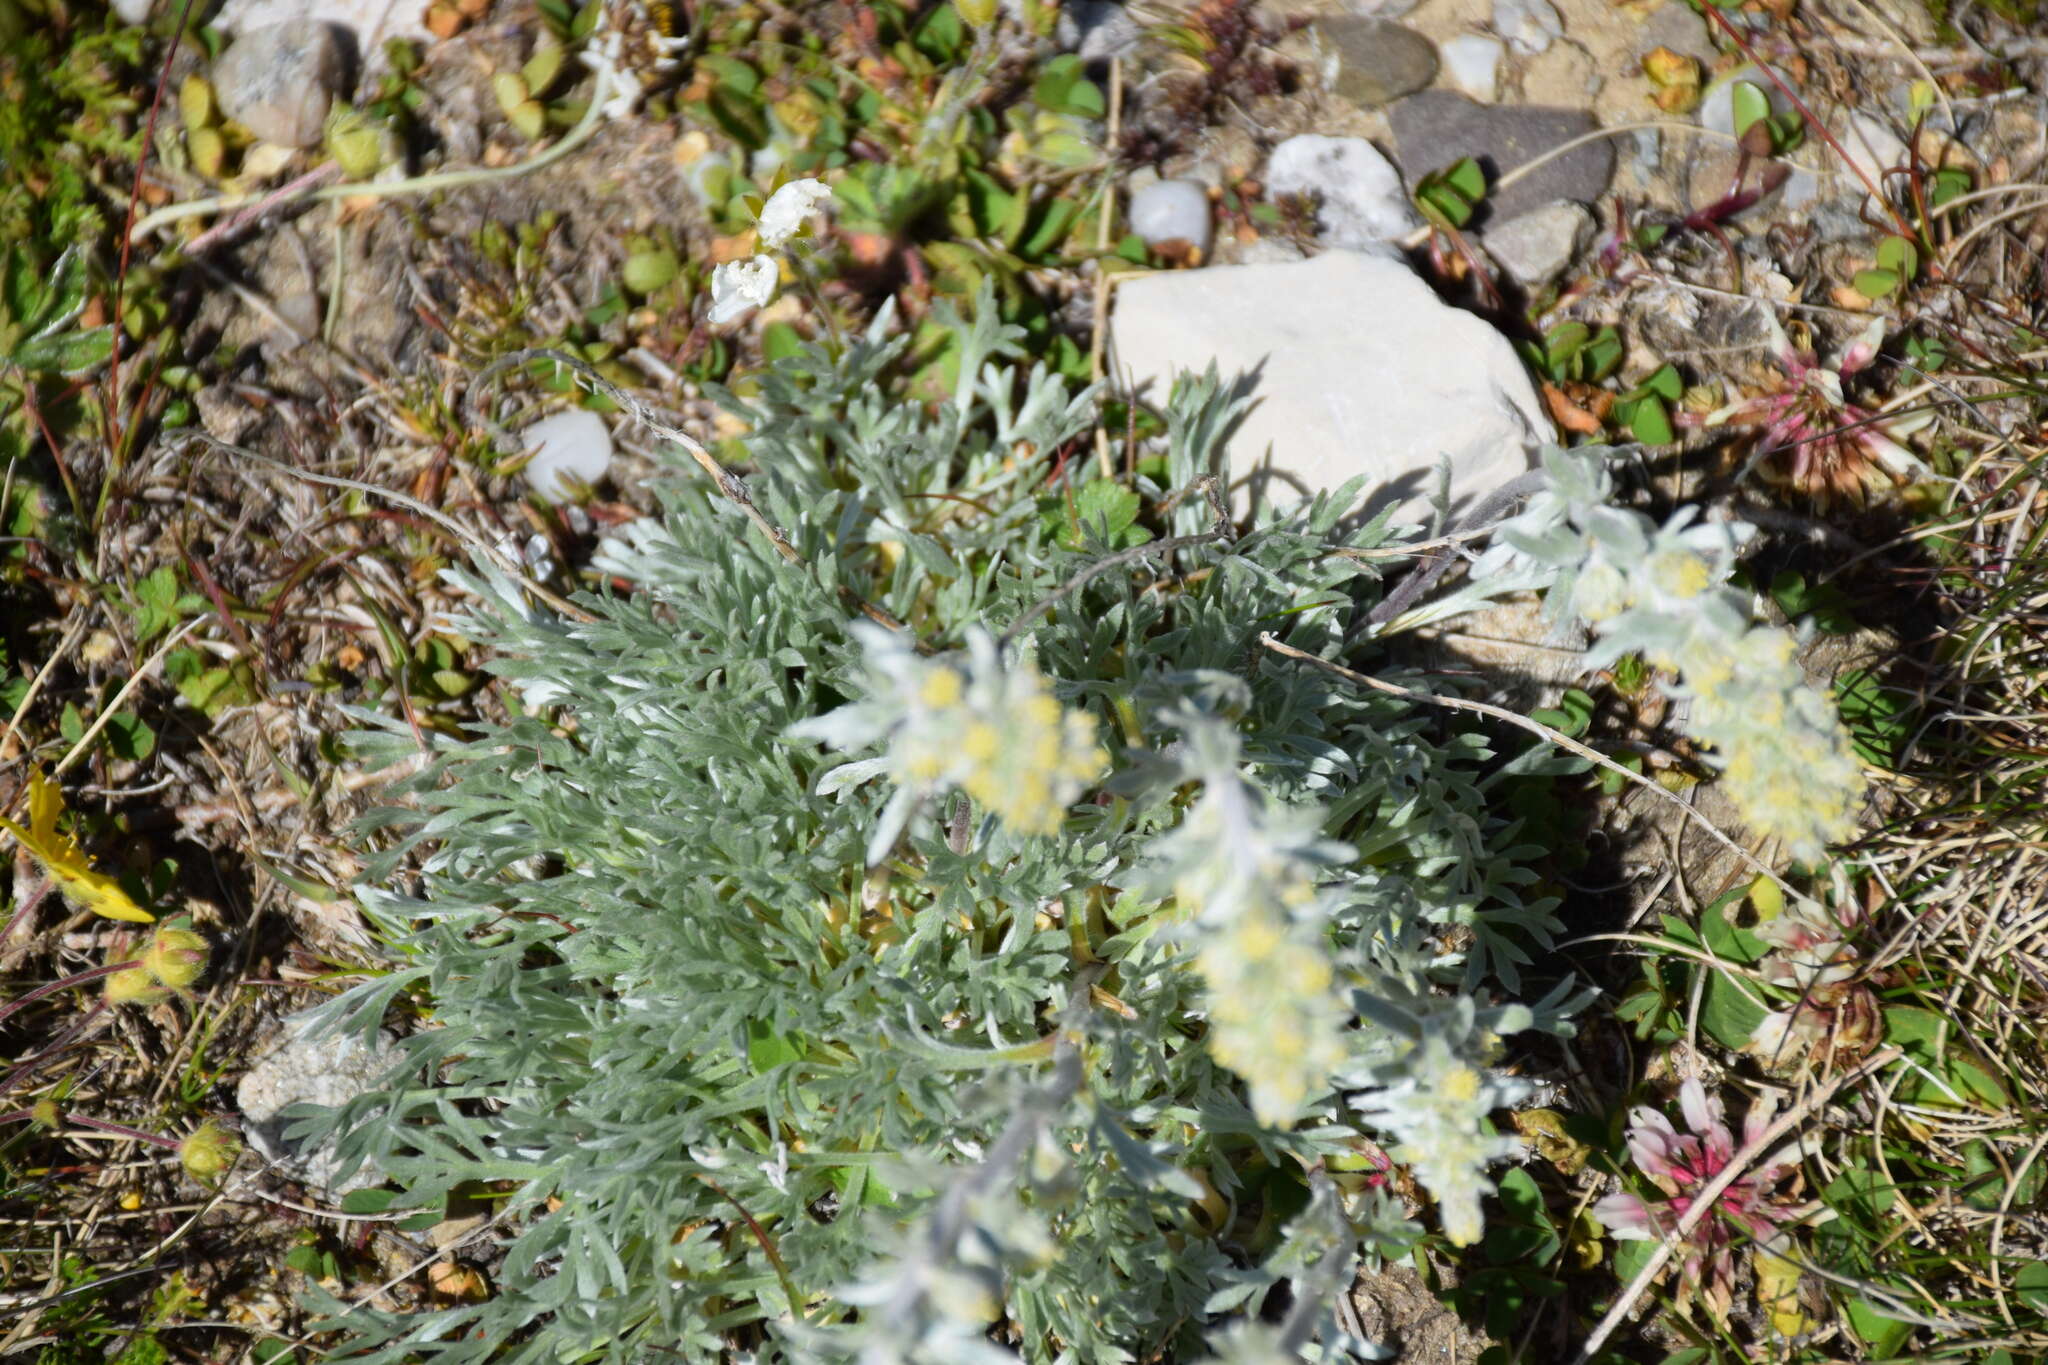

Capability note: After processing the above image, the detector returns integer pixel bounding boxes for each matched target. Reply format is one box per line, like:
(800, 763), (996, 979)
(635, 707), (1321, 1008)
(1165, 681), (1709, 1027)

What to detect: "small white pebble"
(1128, 179), (1214, 259)
(521, 410), (614, 504)
(1441, 35), (1506, 102)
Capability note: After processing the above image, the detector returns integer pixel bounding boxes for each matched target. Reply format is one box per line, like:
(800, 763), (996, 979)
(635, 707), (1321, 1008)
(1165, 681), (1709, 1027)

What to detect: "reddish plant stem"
(0, 877), (54, 952)
(63, 1112), (181, 1149)
(0, 959), (142, 1030)
(0, 999), (109, 1096)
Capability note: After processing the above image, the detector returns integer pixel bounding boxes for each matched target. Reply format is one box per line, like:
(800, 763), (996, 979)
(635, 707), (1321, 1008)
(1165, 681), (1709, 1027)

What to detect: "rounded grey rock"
(1318, 16), (1439, 109)
(1636, 0), (1716, 63)
(1482, 200), (1594, 288)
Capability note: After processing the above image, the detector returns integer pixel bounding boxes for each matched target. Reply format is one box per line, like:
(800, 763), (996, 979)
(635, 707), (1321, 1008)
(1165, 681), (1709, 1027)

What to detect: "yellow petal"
(1755, 1246), (1811, 1340)
(1, 775), (155, 924)
(52, 863), (156, 924)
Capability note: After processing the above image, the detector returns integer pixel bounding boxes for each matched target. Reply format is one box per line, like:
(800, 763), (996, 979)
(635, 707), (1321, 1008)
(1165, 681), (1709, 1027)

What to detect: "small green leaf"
(522, 39), (565, 97)
(761, 321), (804, 361)
(1623, 394), (1673, 444)
(492, 71), (530, 115)
(1853, 268), (1899, 299)
(1729, 81), (1771, 137)
(746, 1018), (805, 1072)
(1699, 968), (1767, 1051)
(340, 1187), (401, 1214)
(10, 325), (114, 375)
(2013, 1259), (2048, 1314)
(1640, 362), (1683, 401)
(1843, 1294), (1915, 1355)
(104, 711), (156, 761)
(621, 245), (679, 295)
(1443, 156), (1487, 203)
(1875, 235), (1918, 276)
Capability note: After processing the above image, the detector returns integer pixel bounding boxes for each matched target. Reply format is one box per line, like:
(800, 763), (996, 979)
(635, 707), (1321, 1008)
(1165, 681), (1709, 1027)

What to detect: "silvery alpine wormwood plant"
(289, 267), (1857, 1361)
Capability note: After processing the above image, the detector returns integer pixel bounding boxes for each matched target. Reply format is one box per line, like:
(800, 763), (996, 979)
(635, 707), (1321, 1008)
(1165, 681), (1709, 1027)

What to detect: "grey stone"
(1110, 250), (1553, 526)
(212, 20), (350, 148)
(1265, 134), (1422, 249)
(1482, 200), (1593, 288)
(1387, 91), (1615, 223)
(1318, 17), (1439, 109)
(1129, 179), (1214, 259)
(1637, 0), (1716, 63)
(1493, 0), (1563, 55)
(236, 1011), (403, 1196)
(1065, 0), (1141, 61)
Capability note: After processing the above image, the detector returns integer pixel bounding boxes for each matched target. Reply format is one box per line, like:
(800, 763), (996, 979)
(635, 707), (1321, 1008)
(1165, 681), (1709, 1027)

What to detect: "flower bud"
(143, 919), (210, 992)
(106, 964), (171, 1007)
(325, 103), (388, 180)
(179, 1120), (238, 1184)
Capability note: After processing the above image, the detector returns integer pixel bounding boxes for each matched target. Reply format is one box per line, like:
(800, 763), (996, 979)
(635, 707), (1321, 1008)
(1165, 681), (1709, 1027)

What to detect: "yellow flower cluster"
(1355, 1041), (1521, 1247)
(1680, 627), (1862, 860)
(891, 654), (1107, 838)
(1194, 906), (1350, 1126)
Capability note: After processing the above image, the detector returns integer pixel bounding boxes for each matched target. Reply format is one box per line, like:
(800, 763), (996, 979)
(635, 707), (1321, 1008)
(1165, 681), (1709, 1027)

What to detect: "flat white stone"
(1265, 134), (1422, 250)
(1441, 35), (1506, 102)
(1783, 114), (1907, 212)
(522, 409), (615, 504)
(1111, 250), (1553, 525)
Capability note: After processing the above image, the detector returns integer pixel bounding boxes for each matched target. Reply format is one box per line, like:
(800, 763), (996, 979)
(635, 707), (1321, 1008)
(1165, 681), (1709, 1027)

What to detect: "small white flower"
(708, 256), (779, 324)
(579, 31), (646, 122)
(759, 1141), (791, 1194)
(755, 177), (832, 249)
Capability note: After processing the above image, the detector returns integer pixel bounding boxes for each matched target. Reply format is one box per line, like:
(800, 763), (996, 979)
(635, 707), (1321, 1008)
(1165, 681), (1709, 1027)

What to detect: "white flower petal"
(756, 178), (832, 249)
(707, 255), (779, 324)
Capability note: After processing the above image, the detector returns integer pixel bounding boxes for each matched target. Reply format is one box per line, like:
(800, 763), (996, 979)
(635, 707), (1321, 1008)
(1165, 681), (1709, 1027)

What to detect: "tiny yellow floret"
(919, 667), (965, 710)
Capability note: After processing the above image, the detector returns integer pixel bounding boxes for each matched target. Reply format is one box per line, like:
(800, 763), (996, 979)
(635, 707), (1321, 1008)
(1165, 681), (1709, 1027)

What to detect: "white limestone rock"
(215, 0), (432, 54)
(1492, 0), (1563, 56)
(1110, 250), (1553, 525)
(1440, 35), (1506, 102)
(1264, 134), (1421, 250)
(236, 1011), (403, 1196)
